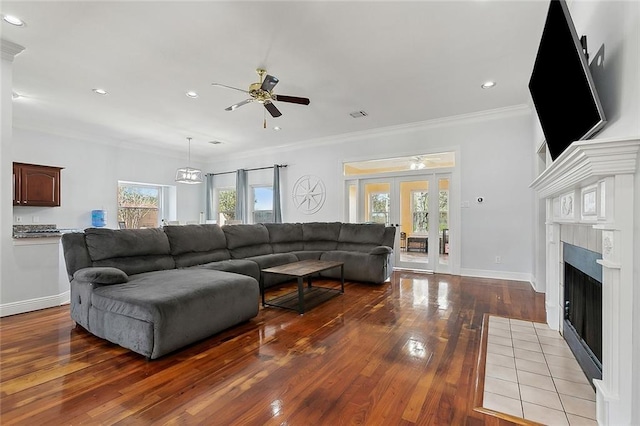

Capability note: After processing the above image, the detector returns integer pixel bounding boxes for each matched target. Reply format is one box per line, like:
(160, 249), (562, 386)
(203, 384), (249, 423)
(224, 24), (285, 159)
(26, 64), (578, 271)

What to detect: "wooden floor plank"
(0, 271), (545, 425)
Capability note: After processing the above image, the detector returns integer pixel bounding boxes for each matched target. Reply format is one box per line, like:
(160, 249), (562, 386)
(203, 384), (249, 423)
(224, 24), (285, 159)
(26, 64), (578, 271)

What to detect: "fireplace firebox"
(563, 243), (602, 388)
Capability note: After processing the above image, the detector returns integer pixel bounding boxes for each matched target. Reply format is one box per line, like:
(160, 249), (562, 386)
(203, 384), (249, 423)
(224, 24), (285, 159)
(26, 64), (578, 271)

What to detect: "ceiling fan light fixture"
(175, 137), (203, 184)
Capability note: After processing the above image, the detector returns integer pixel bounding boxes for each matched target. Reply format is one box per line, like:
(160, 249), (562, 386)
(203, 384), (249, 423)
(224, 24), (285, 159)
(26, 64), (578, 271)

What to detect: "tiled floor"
(482, 316), (597, 426)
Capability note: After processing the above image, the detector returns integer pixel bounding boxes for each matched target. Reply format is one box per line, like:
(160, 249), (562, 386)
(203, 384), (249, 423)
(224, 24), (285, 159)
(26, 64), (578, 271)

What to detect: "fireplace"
(530, 136), (640, 425)
(563, 243), (602, 387)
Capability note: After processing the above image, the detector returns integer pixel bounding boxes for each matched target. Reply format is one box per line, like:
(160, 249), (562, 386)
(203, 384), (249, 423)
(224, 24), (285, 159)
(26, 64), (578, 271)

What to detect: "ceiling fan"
(212, 68), (310, 126)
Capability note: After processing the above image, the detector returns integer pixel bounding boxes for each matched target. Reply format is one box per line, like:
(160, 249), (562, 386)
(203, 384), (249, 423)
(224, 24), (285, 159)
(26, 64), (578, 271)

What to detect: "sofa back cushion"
(223, 224), (273, 258)
(337, 223), (386, 252)
(84, 228), (175, 275)
(163, 224), (230, 267)
(61, 232), (93, 279)
(264, 223), (304, 253)
(302, 222), (340, 251)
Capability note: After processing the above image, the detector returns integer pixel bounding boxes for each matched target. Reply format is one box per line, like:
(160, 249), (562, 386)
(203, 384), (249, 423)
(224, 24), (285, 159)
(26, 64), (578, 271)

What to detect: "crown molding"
(1, 39), (25, 61)
(209, 104), (532, 162)
(530, 135), (640, 198)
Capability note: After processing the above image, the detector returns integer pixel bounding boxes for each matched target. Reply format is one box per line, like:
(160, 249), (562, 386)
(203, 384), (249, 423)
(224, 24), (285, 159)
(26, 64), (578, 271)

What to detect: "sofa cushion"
(194, 259), (261, 281)
(223, 224), (273, 258)
(85, 228), (171, 261)
(90, 269), (259, 359)
(92, 255), (176, 276)
(302, 222), (340, 251)
(173, 251), (231, 268)
(264, 223), (304, 253)
(163, 224), (228, 255)
(337, 223), (387, 252)
(246, 253), (298, 270)
(73, 267), (128, 285)
(61, 232), (93, 279)
(320, 250), (388, 283)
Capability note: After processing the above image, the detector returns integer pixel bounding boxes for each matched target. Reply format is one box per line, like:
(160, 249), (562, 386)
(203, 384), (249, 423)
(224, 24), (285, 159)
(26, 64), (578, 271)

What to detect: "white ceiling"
(2, 1), (549, 160)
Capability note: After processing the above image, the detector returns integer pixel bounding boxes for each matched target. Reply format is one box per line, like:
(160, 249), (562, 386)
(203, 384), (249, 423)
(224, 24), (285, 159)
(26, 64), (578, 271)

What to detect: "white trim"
(1, 39), (25, 61)
(530, 136), (640, 198)
(0, 291), (70, 317)
(217, 105), (531, 162)
(459, 268), (534, 285)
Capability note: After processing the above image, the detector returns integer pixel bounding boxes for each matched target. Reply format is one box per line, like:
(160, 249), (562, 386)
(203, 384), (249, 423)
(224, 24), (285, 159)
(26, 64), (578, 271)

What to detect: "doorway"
(350, 174), (452, 273)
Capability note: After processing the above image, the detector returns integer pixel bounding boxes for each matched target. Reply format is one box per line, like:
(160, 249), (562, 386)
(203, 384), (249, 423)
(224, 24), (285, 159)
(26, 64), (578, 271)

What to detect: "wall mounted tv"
(529, 0), (606, 161)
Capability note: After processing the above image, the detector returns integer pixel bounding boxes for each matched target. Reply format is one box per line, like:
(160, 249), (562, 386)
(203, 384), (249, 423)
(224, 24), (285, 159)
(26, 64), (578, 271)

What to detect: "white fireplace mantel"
(531, 136), (639, 425)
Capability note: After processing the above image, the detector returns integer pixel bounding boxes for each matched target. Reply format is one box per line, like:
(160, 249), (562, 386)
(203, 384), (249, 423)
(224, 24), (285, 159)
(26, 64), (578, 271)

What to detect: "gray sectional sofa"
(61, 222), (395, 359)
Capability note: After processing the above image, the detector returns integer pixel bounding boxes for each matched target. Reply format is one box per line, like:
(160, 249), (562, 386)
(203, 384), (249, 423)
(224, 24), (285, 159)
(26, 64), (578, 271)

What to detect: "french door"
(353, 173), (452, 273)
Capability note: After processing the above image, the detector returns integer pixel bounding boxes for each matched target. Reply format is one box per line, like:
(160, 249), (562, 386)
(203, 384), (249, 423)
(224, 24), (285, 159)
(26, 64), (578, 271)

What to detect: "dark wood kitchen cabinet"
(13, 162), (63, 207)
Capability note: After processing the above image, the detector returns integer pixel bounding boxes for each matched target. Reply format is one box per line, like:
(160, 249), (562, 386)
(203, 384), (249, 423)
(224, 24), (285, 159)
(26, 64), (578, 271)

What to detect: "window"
(252, 186), (274, 223)
(439, 189), (449, 231)
(217, 188), (236, 223)
(117, 182), (165, 229)
(369, 192), (389, 224)
(412, 191), (428, 233)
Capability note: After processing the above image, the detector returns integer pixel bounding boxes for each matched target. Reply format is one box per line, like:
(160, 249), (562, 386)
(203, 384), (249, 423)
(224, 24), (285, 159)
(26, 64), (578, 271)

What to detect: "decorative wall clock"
(292, 175), (326, 214)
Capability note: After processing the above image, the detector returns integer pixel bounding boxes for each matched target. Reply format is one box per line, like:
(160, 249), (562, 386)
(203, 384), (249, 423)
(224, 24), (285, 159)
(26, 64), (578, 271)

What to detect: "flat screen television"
(529, 0), (606, 160)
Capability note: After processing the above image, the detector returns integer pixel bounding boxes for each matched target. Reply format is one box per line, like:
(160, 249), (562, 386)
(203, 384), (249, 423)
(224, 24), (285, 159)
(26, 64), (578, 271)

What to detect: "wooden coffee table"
(260, 259), (344, 314)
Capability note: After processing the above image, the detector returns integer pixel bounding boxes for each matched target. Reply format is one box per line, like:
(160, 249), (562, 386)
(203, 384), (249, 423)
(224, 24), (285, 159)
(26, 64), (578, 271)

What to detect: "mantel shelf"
(530, 136), (640, 198)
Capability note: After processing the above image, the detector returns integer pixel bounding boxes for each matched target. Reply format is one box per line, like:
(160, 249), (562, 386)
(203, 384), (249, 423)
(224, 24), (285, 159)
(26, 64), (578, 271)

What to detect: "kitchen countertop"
(13, 224), (81, 239)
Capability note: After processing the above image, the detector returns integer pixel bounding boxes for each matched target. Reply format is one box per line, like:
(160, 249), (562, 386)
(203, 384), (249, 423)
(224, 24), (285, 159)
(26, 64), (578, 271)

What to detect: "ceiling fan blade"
(212, 83), (250, 94)
(260, 74), (279, 92)
(273, 94), (310, 105)
(264, 101), (282, 118)
(225, 99), (253, 111)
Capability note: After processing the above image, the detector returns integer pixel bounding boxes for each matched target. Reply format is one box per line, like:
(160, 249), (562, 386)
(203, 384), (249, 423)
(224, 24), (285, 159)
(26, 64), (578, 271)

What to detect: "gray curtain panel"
(273, 165), (282, 223)
(205, 174), (215, 221)
(235, 169), (247, 223)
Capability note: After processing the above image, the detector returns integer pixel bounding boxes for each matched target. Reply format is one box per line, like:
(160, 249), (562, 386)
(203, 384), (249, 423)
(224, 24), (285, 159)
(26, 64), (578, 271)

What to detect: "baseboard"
(0, 291), (70, 317)
(459, 268), (533, 284)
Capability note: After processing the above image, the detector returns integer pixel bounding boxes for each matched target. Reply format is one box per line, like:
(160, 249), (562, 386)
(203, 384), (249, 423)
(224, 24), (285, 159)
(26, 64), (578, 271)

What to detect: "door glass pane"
(438, 178), (450, 266)
(400, 180), (429, 265)
(364, 183), (390, 225)
(348, 184), (357, 223)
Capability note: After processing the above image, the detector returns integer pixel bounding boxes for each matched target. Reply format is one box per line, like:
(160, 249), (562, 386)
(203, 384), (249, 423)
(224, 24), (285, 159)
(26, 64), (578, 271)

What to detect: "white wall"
(11, 128), (206, 229)
(208, 107), (536, 282)
(2, 127), (206, 312)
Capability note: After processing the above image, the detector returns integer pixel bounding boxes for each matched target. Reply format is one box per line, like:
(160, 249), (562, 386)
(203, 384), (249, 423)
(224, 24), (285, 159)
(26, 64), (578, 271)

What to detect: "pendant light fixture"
(175, 137), (203, 184)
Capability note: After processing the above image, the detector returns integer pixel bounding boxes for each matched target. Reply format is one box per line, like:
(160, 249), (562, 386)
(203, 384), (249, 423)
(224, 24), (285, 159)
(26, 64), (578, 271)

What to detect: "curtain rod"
(206, 164), (287, 177)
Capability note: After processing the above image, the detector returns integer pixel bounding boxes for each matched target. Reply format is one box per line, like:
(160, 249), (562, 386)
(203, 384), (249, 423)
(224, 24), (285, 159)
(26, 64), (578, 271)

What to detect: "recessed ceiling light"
(273, 126), (281, 131)
(92, 88), (108, 95)
(186, 91), (199, 99)
(2, 15), (25, 27)
(481, 81), (496, 89)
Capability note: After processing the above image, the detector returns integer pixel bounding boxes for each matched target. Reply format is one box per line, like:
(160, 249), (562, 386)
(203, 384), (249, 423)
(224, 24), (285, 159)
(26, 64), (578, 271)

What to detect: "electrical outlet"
(495, 256), (501, 264)
(15, 216), (23, 223)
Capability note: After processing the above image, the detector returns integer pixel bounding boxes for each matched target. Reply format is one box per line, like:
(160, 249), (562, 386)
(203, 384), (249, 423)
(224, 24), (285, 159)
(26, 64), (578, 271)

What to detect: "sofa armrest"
(73, 267), (128, 285)
(369, 246), (392, 255)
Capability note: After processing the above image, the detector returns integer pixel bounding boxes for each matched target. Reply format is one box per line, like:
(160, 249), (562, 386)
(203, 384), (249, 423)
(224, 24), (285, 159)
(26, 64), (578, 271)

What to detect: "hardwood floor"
(0, 271), (545, 425)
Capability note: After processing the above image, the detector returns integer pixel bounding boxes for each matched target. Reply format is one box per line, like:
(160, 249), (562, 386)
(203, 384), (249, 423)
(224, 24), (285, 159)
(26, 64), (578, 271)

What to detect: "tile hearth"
(480, 316), (596, 425)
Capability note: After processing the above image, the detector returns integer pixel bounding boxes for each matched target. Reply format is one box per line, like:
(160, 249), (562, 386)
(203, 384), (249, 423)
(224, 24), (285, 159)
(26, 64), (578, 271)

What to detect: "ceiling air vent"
(349, 110), (368, 118)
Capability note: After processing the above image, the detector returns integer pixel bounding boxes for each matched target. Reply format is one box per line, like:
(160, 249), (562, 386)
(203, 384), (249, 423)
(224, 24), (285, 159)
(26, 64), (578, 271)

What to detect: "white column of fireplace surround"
(530, 136), (639, 426)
